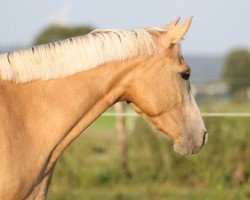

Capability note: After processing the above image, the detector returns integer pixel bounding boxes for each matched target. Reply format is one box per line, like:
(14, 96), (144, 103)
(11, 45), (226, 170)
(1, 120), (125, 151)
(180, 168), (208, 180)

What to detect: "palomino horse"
(0, 17), (207, 199)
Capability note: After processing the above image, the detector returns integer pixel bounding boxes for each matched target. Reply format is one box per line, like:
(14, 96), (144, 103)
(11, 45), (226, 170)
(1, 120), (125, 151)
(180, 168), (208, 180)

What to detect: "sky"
(0, 0), (249, 56)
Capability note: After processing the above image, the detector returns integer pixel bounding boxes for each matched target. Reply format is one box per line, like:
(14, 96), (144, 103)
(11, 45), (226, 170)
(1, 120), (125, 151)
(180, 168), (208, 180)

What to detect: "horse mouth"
(173, 141), (193, 156)
(173, 132), (208, 156)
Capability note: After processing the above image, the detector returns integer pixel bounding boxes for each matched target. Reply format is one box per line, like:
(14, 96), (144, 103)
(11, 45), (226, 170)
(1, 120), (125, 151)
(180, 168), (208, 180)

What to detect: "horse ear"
(163, 17), (180, 30)
(167, 16), (193, 44)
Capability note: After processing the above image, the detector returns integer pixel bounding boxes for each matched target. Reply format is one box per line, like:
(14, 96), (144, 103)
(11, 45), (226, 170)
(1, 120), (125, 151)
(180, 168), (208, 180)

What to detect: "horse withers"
(0, 17), (207, 199)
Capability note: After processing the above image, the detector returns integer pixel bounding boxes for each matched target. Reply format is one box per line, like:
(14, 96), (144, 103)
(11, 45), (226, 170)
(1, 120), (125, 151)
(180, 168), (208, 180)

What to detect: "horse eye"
(181, 72), (190, 80)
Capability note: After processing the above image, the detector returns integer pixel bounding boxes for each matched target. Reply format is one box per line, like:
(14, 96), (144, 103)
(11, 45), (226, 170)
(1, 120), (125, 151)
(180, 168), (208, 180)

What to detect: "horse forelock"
(0, 28), (159, 83)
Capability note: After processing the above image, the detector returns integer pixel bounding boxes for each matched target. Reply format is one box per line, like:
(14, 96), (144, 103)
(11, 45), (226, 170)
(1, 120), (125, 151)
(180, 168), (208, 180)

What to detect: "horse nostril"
(202, 131), (208, 146)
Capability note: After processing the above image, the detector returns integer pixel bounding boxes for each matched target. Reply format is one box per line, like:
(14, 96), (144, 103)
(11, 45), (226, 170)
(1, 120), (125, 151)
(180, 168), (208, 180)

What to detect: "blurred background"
(1, 0), (250, 199)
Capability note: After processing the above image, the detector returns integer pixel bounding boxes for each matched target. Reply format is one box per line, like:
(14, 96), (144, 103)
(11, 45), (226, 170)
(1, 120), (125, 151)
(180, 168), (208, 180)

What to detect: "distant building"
(191, 81), (231, 102)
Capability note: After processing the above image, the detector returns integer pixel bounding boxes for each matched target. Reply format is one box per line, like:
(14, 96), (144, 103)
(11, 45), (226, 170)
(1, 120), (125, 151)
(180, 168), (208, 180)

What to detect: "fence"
(103, 112), (250, 117)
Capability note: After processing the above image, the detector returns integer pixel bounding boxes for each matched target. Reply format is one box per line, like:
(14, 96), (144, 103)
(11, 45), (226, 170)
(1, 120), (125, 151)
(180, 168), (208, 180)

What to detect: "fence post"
(114, 102), (130, 177)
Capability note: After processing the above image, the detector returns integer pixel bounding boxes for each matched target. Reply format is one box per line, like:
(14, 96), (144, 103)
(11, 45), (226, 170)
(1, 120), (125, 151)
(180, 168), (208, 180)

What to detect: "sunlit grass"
(199, 102), (250, 113)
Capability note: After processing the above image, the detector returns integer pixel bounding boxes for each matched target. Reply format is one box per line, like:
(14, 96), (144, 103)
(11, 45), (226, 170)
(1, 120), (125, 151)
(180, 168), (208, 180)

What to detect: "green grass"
(199, 102), (250, 113)
(89, 115), (115, 131)
(48, 103), (250, 200)
(49, 184), (250, 200)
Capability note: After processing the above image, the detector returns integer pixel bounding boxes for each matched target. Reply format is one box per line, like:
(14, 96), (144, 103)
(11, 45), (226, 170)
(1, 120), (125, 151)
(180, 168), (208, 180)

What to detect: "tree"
(33, 24), (93, 45)
(222, 49), (250, 102)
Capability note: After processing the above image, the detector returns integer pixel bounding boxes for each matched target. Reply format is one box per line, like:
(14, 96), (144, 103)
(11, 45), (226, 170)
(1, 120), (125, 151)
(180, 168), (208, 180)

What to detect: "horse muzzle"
(173, 130), (208, 156)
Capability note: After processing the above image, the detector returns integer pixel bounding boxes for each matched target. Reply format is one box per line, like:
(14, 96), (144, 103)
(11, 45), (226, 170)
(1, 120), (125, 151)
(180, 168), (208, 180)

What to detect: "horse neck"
(0, 56), (146, 149)
(76, 57), (144, 116)
(41, 56), (147, 176)
(0, 56), (147, 199)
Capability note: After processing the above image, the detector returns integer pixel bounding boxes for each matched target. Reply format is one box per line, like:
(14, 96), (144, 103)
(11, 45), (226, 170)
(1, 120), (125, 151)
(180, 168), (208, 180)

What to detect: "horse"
(0, 17), (207, 199)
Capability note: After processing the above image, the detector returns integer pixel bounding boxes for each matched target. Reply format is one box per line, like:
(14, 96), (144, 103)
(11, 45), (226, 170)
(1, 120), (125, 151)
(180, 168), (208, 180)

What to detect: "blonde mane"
(0, 28), (159, 83)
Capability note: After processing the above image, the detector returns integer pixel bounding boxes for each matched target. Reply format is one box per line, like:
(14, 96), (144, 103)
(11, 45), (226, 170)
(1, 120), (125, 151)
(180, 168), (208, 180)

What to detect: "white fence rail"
(102, 113), (250, 117)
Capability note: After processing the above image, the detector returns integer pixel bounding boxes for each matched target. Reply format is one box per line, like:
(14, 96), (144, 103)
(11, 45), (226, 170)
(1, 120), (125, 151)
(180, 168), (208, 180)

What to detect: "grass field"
(48, 103), (250, 200)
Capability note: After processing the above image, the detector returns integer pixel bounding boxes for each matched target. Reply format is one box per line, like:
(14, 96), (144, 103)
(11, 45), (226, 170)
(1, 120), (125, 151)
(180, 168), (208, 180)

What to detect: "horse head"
(124, 17), (208, 155)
